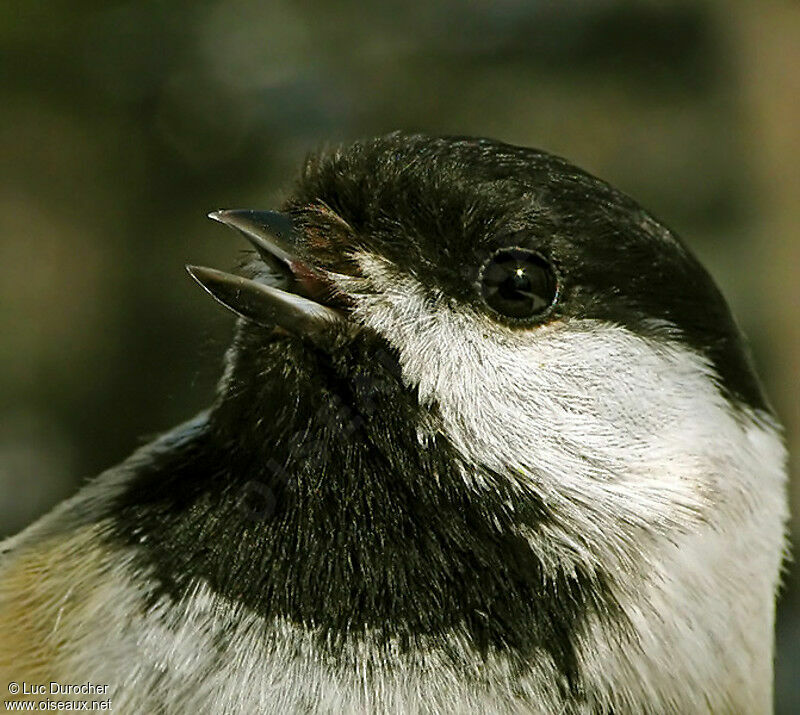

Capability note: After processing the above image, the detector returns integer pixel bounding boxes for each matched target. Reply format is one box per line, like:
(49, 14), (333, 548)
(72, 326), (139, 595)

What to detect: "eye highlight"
(479, 248), (558, 320)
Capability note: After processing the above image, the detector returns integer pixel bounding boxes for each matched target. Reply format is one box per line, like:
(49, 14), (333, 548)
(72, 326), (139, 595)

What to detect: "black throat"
(110, 325), (615, 687)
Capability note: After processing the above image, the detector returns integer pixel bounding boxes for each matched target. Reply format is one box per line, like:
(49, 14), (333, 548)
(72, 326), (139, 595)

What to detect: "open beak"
(187, 209), (346, 340)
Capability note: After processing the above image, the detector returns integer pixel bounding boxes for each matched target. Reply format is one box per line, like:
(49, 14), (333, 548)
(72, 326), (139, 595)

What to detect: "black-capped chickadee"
(0, 133), (788, 714)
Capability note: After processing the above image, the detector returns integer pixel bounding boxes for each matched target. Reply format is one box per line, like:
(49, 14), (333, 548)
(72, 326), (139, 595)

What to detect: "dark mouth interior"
(280, 258), (354, 313)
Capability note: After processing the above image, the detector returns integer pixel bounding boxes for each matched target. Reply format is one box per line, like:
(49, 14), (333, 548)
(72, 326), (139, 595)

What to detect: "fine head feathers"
(200, 132), (767, 412)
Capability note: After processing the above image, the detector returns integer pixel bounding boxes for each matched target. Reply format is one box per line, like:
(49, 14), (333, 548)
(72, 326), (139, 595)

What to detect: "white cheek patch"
(347, 254), (785, 555)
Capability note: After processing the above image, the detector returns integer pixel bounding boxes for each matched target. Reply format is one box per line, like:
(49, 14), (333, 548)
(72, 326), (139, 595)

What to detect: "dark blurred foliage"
(1, 0), (798, 709)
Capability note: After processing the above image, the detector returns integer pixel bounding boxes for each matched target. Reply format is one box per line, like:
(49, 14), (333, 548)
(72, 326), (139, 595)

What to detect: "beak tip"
(185, 264), (213, 286)
(207, 210), (226, 223)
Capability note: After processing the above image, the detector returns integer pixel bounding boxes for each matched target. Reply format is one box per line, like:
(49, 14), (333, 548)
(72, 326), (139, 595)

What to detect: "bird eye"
(479, 248), (558, 320)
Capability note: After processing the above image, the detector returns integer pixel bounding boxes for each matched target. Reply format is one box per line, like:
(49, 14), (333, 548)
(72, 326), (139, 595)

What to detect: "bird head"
(188, 134), (776, 569)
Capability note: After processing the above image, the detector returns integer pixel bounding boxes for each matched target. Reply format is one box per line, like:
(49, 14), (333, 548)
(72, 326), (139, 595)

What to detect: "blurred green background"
(1, 0), (797, 709)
